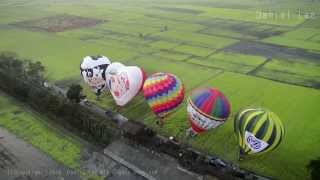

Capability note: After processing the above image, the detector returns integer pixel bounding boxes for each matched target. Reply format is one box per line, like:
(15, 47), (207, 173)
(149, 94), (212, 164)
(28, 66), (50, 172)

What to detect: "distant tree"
(0, 51), (18, 59)
(27, 85), (49, 112)
(308, 157), (320, 180)
(67, 84), (84, 103)
(164, 26), (168, 31)
(13, 81), (30, 101)
(46, 93), (63, 114)
(0, 53), (24, 76)
(26, 61), (45, 84)
(139, 33), (143, 38)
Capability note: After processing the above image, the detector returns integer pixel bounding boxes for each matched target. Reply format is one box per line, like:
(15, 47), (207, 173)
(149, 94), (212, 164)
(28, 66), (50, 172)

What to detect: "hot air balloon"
(143, 72), (184, 125)
(186, 88), (230, 136)
(80, 55), (111, 96)
(105, 62), (125, 79)
(234, 108), (285, 159)
(106, 62), (146, 106)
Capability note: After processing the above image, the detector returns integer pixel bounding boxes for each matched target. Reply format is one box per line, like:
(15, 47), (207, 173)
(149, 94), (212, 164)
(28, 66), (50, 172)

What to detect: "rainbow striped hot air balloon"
(234, 108), (285, 159)
(187, 88), (230, 135)
(143, 72), (184, 121)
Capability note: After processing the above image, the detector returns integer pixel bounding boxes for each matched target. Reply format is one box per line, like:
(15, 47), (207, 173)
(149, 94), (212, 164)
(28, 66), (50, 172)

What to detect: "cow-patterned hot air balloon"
(80, 55), (111, 96)
(187, 88), (230, 136)
(234, 108), (285, 160)
(143, 72), (184, 125)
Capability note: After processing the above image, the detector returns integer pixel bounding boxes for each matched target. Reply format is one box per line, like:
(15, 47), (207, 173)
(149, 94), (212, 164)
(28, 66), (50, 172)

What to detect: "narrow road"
(0, 127), (81, 180)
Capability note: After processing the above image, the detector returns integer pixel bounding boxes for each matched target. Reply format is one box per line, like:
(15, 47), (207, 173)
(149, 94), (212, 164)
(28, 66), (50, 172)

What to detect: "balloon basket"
(115, 106), (121, 113)
(156, 117), (164, 127)
(186, 128), (197, 138)
(238, 149), (245, 161)
(238, 155), (244, 161)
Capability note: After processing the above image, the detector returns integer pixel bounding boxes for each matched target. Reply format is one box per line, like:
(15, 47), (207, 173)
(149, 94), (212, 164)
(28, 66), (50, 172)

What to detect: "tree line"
(0, 52), (117, 145)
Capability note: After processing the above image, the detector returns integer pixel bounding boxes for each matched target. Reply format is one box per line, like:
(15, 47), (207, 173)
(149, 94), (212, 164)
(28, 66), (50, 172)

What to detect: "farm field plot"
(96, 21), (161, 37)
(160, 5), (305, 26)
(149, 40), (180, 50)
(152, 30), (238, 48)
(187, 52), (266, 73)
(199, 19), (292, 40)
(173, 44), (214, 57)
(131, 55), (224, 91)
(200, 27), (257, 40)
(264, 28), (320, 51)
(12, 14), (105, 32)
(0, 0), (320, 180)
(253, 58), (320, 88)
(127, 16), (206, 32)
(301, 18), (320, 29)
(152, 50), (191, 61)
(0, 28), (139, 80)
(0, 6), (56, 24)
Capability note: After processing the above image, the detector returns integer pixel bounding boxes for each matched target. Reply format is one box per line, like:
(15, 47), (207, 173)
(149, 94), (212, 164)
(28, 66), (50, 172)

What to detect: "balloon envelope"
(80, 55), (111, 93)
(105, 62), (125, 79)
(187, 88), (230, 134)
(106, 62), (145, 106)
(143, 72), (184, 118)
(234, 108), (285, 157)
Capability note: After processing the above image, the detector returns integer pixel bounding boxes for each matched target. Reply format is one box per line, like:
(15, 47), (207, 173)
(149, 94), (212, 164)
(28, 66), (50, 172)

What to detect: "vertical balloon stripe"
(209, 89), (219, 116)
(261, 116), (274, 143)
(220, 94), (231, 118)
(201, 94), (215, 114)
(200, 89), (217, 115)
(190, 89), (205, 103)
(242, 111), (262, 135)
(255, 119), (269, 139)
(212, 97), (223, 118)
(249, 113), (266, 133)
(194, 92), (210, 108)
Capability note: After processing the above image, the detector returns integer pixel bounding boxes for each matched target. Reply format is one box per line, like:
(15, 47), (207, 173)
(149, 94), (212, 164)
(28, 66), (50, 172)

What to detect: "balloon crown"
(188, 87), (230, 121)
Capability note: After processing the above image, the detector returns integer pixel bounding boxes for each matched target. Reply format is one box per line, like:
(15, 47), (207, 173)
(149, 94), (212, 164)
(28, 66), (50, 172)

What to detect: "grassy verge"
(0, 93), (102, 180)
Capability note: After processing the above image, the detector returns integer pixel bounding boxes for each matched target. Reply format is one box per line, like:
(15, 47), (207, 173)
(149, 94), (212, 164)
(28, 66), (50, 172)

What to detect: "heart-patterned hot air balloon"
(106, 62), (146, 106)
(143, 72), (184, 120)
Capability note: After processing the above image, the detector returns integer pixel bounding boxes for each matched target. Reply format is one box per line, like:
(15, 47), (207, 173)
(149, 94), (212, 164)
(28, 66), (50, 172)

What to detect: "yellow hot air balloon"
(234, 108), (285, 159)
